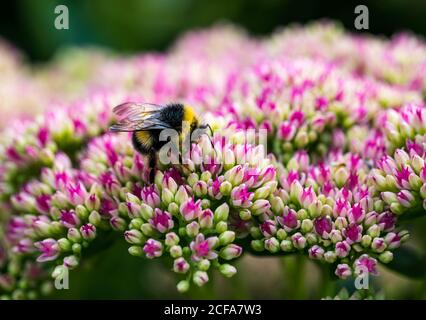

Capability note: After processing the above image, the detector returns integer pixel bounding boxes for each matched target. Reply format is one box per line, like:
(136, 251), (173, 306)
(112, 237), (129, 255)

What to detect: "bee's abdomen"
(132, 131), (153, 154)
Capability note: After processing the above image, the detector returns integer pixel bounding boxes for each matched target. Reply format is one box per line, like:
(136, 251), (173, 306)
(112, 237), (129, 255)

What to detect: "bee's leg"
(148, 152), (157, 183)
(178, 152), (191, 175)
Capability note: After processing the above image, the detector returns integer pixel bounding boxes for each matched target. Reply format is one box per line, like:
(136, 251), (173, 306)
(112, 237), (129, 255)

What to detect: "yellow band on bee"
(183, 105), (196, 123)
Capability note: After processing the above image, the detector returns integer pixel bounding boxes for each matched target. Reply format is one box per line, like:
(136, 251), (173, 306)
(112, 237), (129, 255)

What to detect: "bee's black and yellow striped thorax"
(132, 103), (198, 155)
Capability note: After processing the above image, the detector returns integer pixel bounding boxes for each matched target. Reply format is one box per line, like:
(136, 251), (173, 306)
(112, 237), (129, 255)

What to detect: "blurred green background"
(1, 0), (426, 61)
(1, 0), (426, 300)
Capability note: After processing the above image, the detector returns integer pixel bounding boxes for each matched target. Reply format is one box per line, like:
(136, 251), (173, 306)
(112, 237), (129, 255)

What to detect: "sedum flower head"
(1, 22), (426, 299)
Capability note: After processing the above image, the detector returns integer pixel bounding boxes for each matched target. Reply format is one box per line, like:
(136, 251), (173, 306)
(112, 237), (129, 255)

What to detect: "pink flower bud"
(335, 240), (351, 258)
(277, 208), (299, 231)
(143, 239), (163, 259)
(335, 264), (352, 279)
(347, 204), (365, 224)
(260, 220), (277, 238)
(199, 209), (214, 229)
(314, 216), (333, 238)
(190, 234), (218, 261)
(309, 245), (325, 259)
(80, 224), (96, 240)
(173, 257), (190, 274)
(231, 184), (254, 208)
(34, 239), (59, 262)
(141, 185), (161, 208)
(354, 254), (378, 276)
(149, 208), (174, 233)
(377, 212), (396, 231)
(60, 210), (80, 229)
(219, 244), (242, 260)
(343, 224), (362, 244)
(180, 198), (202, 221)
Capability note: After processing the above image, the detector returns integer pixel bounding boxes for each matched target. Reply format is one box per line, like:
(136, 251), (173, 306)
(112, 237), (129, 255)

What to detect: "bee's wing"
(112, 102), (161, 117)
(110, 102), (172, 132)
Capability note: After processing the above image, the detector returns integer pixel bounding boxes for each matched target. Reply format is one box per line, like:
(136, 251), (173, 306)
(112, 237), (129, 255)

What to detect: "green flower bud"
(411, 155), (424, 174)
(198, 259), (211, 271)
(118, 202), (129, 216)
(186, 222), (200, 237)
(49, 221), (63, 235)
(276, 229), (287, 241)
(187, 173), (199, 186)
(201, 199), (211, 209)
(165, 232), (180, 246)
(324, 251), (336, 263)
(270, 196), (284, 215)
(170, 245), (183, 258)
(49, 207), (61, 220)
(367, 225), (381, 238)
(308, 200), (322, 218)
(168, 202), (180, 216)
(141, 223), (155, 237)
(110, 216), (127, 231)
(239, 209), (252, 220)
(75, 204), (89, 220)
(361, 235), (372, 247)
(251, 240), (264, 252)
(126, 193), (141, 205)
(301, 219), (313, 233)
(128, 245), (143, 257)
(215, 221), (228, 234)
(67, 228), (82, 243)
(379, 251), (394, 263)
(88, 211), (101, 226)
(140, 203), (154, 220)
(219, 181), (232, 196)
(58, 238), (72, 252)
(409, 174), (422, 191)
(280, 240), (293, 252)
(124, 229), (144, 245)
(305, 232), (318, 245)
(250, 226), (262, 239)
(154, 170), (164, 189)
(219, 231), (235, 246)
(200, 171), (212, 182)
(219, 264), (237, 278)
(129, 218), (143, 230)
(63, 255), (79, 269)
(330, 230), (342, 243)
(264, 237), (280, 253)
(373, 200), (384, 214)
(194, 181), (208, 197)
(214, 203), (229, 222)
(320, 204), (332, 216)
(72, 243), (82, 255)
(254, 186), (271, 200)
(162, 189), (174, 206)
(193, 271), (209, 287)
(334, 167), (349, 188)
(290, 181), (303, 203)
(399, 230), (410, 242)
(177, 280), (190, 293)
(175, 186), (189, 207)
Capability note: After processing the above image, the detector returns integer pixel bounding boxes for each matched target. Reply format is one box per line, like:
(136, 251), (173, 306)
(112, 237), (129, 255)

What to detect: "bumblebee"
(110, 102), (211, 181)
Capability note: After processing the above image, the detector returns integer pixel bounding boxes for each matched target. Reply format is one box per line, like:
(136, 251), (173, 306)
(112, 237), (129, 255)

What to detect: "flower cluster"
(1, 22), (426, 298)
(206, 58), (420, 164)
(249, 151), (409, 279)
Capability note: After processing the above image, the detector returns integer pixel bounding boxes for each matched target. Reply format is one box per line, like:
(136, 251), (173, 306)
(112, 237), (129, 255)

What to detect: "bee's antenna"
(199, 124), (217, 157)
